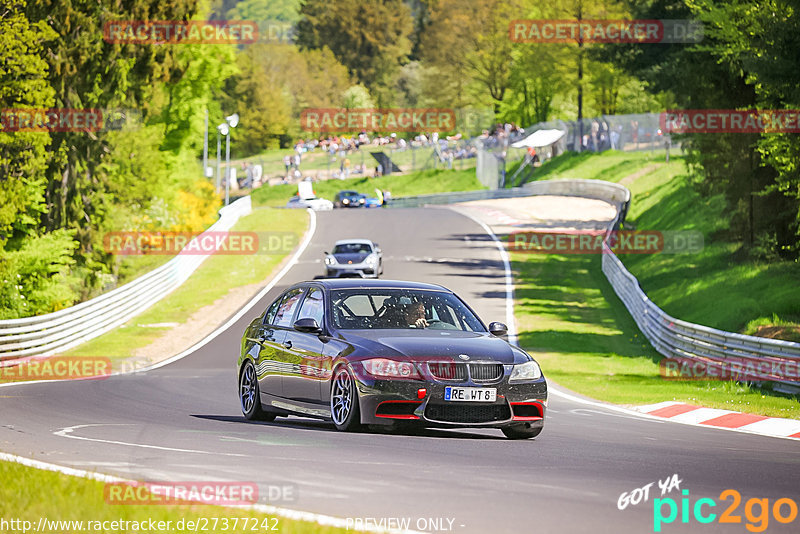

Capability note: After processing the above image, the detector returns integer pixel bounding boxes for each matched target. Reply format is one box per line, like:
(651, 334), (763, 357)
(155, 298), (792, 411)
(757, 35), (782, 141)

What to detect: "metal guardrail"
(0, 197), (253, 362)
(387, 178), (631, 209)
(393, 179), (800, 390)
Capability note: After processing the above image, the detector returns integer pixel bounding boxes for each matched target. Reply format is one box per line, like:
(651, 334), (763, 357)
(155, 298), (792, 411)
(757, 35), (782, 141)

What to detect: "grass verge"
(55, 208), (307, 366)
(510, 150), (800, 417)
(512, 251), (800, 419)
(0, 459), (348, 534)
(252, 168), (483, 207)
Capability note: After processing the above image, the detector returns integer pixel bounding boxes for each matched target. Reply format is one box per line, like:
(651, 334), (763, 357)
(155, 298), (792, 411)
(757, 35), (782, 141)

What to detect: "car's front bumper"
(351, 367), (547, 428)
(325, 263), (379, 278)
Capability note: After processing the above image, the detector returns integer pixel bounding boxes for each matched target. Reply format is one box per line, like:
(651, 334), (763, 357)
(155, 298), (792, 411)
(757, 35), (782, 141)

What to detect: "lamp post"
(222, 113), (239, 206)
(203, 108), (208, 176)
(216, 123), (227, 195)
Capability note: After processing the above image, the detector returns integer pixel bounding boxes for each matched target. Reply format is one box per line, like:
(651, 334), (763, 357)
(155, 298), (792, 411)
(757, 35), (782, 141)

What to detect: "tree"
(0, 0), (78, 316)
(296, 0), (413, 102)
(226, 43), (351, 149)
(421, 0), (523, 115)
(604, 0), (800, 257)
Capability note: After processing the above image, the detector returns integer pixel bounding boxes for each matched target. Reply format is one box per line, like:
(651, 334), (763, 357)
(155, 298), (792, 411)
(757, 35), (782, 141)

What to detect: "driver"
(404, 301), (428, 328)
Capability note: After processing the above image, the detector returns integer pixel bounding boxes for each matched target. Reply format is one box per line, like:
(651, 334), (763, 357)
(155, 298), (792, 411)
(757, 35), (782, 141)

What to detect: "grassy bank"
(252, 168), (483, 207)
(55, 208), (307, 366)
(511, 150), (800, 417)
(619, 162), (800, 337)
(0, 459), (347, 534)
(513, 251), (800, 418)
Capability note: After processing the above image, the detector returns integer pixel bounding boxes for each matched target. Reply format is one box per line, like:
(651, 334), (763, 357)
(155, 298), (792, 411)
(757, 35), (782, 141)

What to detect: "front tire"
(240, 361), (276, 421)
(330, 366), (362, 431)
(501, 423), (543, 440)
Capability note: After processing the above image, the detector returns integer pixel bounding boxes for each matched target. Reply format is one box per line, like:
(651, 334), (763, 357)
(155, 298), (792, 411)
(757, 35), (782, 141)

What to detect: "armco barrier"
(392, 179), (800, 391)
(0, 197), (252, 362)
(387, 178), (631, 211)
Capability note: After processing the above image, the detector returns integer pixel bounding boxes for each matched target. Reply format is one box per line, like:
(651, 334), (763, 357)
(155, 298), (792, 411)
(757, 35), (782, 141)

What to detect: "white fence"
(392, 179), (800, 391)
(0, 197), (252, 362)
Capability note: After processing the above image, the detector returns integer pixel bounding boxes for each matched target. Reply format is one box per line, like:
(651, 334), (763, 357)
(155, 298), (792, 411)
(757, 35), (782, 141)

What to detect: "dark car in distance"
(334, 190), (365, 208)
(237, 279), (547, 439)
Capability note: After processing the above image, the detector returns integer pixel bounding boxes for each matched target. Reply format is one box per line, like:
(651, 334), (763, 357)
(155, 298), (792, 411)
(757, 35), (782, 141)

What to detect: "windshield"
(330, 289), (486, 331)
(333, 243), (372, 254)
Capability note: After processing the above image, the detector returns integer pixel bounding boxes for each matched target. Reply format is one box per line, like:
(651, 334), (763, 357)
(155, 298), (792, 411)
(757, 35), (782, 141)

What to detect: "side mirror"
(488, 321), (508, 337)
(293, 317), (322, 334)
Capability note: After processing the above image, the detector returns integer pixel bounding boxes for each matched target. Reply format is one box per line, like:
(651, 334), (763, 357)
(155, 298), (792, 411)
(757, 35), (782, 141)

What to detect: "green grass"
(512, 251), (800, 418)
(0, 459), (348, 534)
(510, 150), (800, 417)
(251, 168), (484, 207)
(620, 159), (800, 335)
(57, 208), (308, 365)
(507, 149), (667, 186)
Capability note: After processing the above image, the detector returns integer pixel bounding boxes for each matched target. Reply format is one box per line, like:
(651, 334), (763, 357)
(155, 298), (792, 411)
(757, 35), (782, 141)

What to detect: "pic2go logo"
(653, 489), (798, 532)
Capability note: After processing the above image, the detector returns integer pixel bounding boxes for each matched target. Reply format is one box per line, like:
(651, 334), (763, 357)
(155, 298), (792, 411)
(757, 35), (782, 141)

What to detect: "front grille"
(425, 403), (511, 424)
(428, 362), (467, 381)
(468, 363), (504, 382)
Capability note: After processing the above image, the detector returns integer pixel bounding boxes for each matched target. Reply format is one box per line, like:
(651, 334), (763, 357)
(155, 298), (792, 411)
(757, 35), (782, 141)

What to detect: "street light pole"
(224, 129), (231, 206)
(203, 108), (208, 176)
(215, 128), (222, 194)
(223, 113), (239, 207)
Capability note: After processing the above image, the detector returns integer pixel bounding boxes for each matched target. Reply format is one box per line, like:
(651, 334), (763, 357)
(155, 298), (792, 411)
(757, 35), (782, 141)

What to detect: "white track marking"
(0, 451), (422, 533)
(445, 207), (518, 346)
(54, 424), (248, 457)
(450, 204), (800, 442)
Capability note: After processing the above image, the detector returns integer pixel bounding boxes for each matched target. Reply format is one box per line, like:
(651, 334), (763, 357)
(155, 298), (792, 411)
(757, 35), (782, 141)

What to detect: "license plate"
(444, 386), (496, 402)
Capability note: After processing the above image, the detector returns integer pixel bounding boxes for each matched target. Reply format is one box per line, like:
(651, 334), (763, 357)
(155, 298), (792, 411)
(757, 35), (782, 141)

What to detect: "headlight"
(365, 254), (377, 265)
(342, 198), (350, 204)
(509, 360), (542, 382)
(362, 358), (422, 380)
(325, 255), (337, 265)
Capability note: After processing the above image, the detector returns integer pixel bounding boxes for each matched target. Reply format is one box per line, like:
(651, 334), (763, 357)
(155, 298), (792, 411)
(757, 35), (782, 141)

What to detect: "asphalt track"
(1, 207), (799, 534)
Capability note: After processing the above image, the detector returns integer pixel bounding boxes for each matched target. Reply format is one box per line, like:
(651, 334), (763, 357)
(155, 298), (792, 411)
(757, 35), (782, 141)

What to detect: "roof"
(511, 129), (566, 149)
(304, 279), (451, 292)
(334, 239), (375, 245)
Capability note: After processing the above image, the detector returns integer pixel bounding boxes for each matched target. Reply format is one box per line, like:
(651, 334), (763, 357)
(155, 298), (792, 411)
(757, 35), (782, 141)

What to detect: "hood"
(338, 329), (527, 364)
(332, 252), (370, 264)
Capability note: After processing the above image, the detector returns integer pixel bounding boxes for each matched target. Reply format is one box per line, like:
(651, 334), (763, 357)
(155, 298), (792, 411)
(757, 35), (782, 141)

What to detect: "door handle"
(282, 340), (293, 349)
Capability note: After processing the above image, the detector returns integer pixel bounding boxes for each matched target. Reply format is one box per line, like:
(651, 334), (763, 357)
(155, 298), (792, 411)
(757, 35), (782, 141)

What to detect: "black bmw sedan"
(238, 279), (547, 439)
